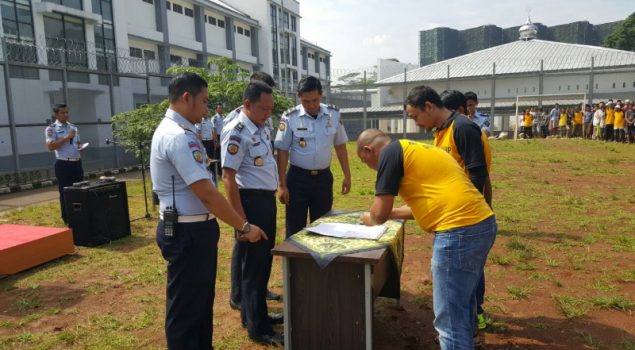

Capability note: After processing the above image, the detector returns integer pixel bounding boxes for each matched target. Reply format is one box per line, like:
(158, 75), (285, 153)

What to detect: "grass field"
(0, 138), (634, 349)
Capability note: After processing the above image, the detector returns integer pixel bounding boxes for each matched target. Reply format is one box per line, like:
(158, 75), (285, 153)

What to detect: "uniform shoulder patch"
(327, 104), (340, 111)
(234, 122), (245, 132)
(192, 149), (204, 163)
(227, 143), (239, 155)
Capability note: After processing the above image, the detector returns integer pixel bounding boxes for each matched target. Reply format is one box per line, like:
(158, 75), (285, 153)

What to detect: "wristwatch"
(241, 222), (252, 234)
(237, 221), (251, 240)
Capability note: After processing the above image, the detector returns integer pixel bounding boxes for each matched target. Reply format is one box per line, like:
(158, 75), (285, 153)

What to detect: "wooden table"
(272, 223), (403, 350)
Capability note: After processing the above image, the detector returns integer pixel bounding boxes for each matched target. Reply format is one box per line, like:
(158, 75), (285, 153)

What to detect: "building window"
(166, 1), (170, 10)
(532, 87), (535, 92)
(143, 49), (155, 60)
(43, 13), (87, 68)
(93, 0), (116, 71)
(184, 7), (193, 17)
(208, 16), (216, 25)
(130, 47), (142, 58)
(623, 82), (626, 88)
(612, 82), (616, 88)
(43, 0), (82, 10)
(270, 4), (277, 29)
(172, 4), (182, 14)
(558, 86), (561, 91)
(507, 88), (510, 94)
(595, 83), (598, 89)
(586, 84), (588, 90)
(291, 16), (296, 31)
(283, 11), (289, 29)
(237, 26), (243, 35)
(291, 36), (297, 66)
(576, 84), (579, 90)
(142, 0), (153, 4)
(245, 29), (250, 37)
(1, 0), (37, 66)
(170, 54), (181, 64)
(217, 19), (225, 28)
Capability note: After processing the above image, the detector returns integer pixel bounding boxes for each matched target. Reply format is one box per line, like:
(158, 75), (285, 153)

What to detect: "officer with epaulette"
(150, 73), (267, 350)
(45, 103), (84, 225)
(210, 103), (224, 176)
(275, 76), (352, 238)
(227, 71), (281, 314)
(195, 106), (215, 171)
(221, 81), (283, 346)
(465, 91), (491, 136)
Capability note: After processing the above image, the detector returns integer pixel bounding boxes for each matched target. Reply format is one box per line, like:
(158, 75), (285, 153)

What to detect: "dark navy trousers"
(285, 165), (334, 238)
(156, 219), (220, 350)
(54, 159), (84, 223)
(231, 189), (276, 338)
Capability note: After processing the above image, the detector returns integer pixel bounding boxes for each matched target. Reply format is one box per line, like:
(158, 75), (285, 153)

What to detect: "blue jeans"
(432, 216), (497, 350)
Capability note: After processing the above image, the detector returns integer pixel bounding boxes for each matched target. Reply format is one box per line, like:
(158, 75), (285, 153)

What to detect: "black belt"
(290, 164), (330, 176)
(239, 188), (276, 196)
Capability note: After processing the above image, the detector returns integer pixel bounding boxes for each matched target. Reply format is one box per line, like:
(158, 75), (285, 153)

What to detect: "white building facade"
(0, 0), (330, 178)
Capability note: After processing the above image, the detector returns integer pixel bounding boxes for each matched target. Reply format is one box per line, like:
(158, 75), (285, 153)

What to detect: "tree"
(604, 12), (635, 51)
(112, 57), (293, 158)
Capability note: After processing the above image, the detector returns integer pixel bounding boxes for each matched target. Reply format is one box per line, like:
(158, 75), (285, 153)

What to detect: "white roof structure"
(377, 39), (635, 84)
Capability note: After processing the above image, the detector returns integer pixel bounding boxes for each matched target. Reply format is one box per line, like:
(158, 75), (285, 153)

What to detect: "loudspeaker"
(64, 181), (131, 246)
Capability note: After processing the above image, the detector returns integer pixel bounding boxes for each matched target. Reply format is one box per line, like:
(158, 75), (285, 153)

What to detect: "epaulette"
(326, 104), (339, 111)
(283, 106), (300, 116)
(478, 112), (489, 118)
(177, 124), (196, 134)
(234, 122), (245, 132)
(233, 106), (243, 113)
(49, 123), (56, 127)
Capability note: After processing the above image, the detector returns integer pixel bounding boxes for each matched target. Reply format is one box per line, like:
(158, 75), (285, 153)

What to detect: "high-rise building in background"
(418, 17), (624, 67)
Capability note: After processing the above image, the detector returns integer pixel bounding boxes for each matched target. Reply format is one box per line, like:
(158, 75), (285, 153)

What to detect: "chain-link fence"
(0, 35), (173, 187)
(327, 57), (635, 140)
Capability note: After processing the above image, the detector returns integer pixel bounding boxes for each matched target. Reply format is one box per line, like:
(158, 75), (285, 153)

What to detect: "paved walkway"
(0, 171), (144, 212)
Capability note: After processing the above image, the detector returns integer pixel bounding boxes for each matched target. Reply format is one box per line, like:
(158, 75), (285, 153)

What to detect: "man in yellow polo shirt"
(438, 90), (493, 333)
(357, 128), (496, 350)
(613, 104), (625, 143)
(605, 102), (615, 141)
(573, 107), (583, 138)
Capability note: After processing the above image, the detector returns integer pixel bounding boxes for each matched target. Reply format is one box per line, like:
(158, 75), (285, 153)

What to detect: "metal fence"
(0, 36), (174, 187)
(327, 60), (635, 141)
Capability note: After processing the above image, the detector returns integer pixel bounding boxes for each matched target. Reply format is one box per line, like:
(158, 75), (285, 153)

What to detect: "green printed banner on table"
(288, 211), (404, 299)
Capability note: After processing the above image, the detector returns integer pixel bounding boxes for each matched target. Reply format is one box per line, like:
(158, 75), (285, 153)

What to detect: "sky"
(300, 0), (635, 72)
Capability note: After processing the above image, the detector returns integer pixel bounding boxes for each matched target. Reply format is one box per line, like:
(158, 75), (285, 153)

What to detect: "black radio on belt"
(163, 175), (178, 238)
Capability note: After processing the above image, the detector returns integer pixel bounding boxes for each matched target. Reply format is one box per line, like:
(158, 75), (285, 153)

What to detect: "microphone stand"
(106, 139), (151, 220)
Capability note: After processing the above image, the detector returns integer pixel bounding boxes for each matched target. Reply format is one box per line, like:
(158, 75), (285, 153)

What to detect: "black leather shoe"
(250, 332), (284, 346)
(269, 312), (284, 325)
(229, 299), (241, 310)
(266, 290), (281, 301)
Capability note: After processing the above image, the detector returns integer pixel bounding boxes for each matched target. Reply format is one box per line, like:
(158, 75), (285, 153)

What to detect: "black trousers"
(605, 124), (614, 141)
(156, 219), (220, 350)
(285, 165), (334, 238)
(233, 189), (277, 338)
(54, 159), (84, 223)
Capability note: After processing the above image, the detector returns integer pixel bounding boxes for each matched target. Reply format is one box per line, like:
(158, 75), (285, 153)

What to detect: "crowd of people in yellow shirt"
(518, 99), (635, 143)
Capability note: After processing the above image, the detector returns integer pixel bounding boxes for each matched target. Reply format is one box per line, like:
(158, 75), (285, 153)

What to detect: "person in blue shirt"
(227, 71), (281, 314)
(221, 81), (283, 346)
(150, 73), (267, 350)
(465, 91), (491, 136)
(45, 104), (84, 225)
(210, 103), (224, 176)
(275, 76), (352, 237)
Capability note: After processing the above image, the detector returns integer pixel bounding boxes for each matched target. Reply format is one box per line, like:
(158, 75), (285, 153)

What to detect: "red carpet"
(0, 224), (74, 276)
